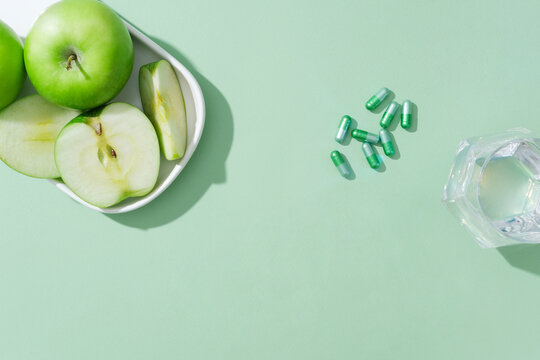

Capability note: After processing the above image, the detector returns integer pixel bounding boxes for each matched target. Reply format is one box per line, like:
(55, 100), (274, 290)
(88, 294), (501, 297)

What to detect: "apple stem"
(111, 148), (117, 158)
(66, 54), (77, 70)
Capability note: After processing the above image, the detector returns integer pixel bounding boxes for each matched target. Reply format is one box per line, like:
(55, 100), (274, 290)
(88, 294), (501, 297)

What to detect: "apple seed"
(92, 121), (102, 136)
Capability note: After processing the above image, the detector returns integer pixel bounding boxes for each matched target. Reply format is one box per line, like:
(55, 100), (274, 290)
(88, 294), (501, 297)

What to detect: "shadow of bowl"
(106, 35), (234, 229)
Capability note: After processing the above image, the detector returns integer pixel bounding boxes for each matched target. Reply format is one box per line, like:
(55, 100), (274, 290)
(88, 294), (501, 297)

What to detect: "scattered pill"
(362, 143), (380, 169)
(351, 129), (379, 144)
(365, 87), (390, 111)
(379, 129), (394, 157)
(380, 101), (400, 128)
(401, 100), (413, 129)
(331, 150), (352, 178)
(335, 115), (351, 144)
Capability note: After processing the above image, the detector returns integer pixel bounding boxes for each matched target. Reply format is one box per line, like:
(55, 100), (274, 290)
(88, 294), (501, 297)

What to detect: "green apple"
(55, 103), (160, 208)
(0, 95), (80, 178)
(139, 59), (187, 160)
(24, 0), (134, 110)
(0, 20), (25, 110)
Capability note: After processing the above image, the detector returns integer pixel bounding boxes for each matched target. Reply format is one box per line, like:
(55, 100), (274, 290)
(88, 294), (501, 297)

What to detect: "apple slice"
(55, 103), (160, 208)
(0, 94), (80, 178)
(139, 59), (187, 160)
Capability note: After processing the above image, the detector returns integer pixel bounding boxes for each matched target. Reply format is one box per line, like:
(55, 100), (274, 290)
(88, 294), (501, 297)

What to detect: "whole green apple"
(0, 20), (25, 110)
(24, 0), (134, 110)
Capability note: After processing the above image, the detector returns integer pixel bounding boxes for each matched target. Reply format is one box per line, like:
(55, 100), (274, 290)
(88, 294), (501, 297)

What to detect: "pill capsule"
(380, 101), (400, 128)
(351, 129), (379, 144)
(362, 143), (380, 169)
(401, 100), (413, 129)
(365, 87), (390, 111)
(379, 129), (394, 157)
(331, 150), (353, 178)
(335, 115), (351, 144)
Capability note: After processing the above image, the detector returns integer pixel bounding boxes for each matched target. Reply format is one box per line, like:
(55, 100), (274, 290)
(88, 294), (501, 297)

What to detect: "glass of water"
(442, 128), (540, 248)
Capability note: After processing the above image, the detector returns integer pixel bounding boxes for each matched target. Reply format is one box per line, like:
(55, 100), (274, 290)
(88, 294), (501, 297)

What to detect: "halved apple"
(139, 59), (187, 160)
(55, 102), (160, 208)
(0, 94), (80, 178)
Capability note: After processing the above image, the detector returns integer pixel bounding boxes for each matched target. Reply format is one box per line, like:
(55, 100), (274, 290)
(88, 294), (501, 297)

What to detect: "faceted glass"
(442, 129), (540, 248)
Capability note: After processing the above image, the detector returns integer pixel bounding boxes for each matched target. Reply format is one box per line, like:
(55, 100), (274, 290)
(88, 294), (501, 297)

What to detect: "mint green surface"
(3, 0), (540, 358)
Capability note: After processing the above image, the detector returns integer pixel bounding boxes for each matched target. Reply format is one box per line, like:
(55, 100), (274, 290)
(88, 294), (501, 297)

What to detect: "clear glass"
(442, 128), (540, 248)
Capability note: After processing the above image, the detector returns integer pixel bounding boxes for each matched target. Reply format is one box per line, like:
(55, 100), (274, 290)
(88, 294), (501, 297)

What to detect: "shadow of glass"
(106, 36), (234, 229)
(498, 244), (540, 276)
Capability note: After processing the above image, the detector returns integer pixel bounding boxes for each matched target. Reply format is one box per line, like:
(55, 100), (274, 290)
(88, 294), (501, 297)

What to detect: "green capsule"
(380, 101), (400, 128)
(362, 143), (380, 169)
(379, 129), (394, 157)
(330, 150), (352, 178)
(365, 87), (389, 111)
(351, 128), (379, 144)
(335, 115), (351, 144)
(401, 100), (413, 129)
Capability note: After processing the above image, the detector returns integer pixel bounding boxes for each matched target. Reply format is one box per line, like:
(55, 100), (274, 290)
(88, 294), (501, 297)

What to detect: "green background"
(3, 0), (540, 358)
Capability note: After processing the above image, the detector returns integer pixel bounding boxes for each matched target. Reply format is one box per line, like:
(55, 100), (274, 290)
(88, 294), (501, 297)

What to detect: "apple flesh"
(0, 20), (25, 110)
(24, 0), (134, 110)
(139, 59), (187, 160)
(55, 103), (160, 208)
(0, 95), (80, 178)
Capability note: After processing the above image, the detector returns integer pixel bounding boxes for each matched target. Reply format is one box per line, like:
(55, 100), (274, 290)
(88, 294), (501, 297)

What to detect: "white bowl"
(44, 21), (206, 214)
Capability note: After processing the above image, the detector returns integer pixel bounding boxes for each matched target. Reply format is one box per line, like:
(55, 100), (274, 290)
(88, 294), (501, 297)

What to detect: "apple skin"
(24, 0), (134, 110)
(0, 20), (25, 110)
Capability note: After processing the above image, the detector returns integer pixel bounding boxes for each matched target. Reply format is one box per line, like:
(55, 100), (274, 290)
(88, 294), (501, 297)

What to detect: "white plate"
(22, 21), (206, 214)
